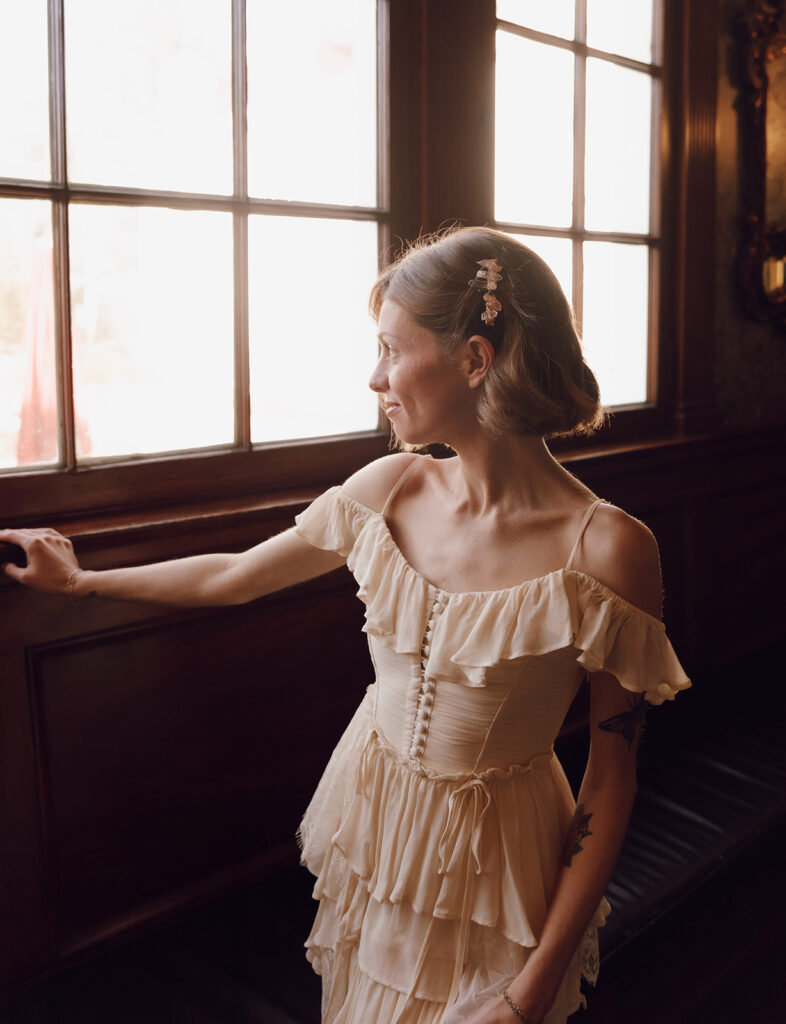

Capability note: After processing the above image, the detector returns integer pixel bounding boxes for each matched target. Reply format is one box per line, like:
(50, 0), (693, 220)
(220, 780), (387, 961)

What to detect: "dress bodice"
(295, 484), (691, 776)
(371, 637), (584, 774)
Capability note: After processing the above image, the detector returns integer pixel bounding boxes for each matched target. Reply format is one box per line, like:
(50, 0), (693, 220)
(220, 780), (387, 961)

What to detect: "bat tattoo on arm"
(597, 693), (649, 749)
(561, 804), (593, 867)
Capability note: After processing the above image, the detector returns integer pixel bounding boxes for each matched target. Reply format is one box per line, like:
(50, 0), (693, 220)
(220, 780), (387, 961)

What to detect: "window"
(1, 1), (384, 489)
(1, 0), (719, 524)
(495, 0), (661, 410)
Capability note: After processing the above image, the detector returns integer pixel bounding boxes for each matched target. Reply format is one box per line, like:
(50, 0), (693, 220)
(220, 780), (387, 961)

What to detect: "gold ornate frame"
(736, 0), (786, 328)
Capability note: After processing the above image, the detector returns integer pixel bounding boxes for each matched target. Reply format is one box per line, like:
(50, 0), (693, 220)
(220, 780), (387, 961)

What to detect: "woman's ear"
(462, 334), (495, 389)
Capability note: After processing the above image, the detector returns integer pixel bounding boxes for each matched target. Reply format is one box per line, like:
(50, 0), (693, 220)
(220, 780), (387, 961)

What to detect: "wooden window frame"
(396, 0), (720, 452)
(1, 0), (393, 524)
(494, 4), (663, 422)
(1, 0), (720, 528)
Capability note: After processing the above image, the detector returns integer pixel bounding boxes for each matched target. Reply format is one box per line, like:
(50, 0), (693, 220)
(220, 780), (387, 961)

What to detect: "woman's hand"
(0, 528), (80, 594)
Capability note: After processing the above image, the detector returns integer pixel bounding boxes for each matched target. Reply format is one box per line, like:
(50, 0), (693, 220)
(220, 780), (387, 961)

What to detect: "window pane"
(0, 1), (49, 180)
(69, 205), (234, 460)
(581, 242), (649, 407)
(586, 0), (654, 64)
(247, 0), (377, 206)
(513, 234), (573, 304)
(495, 34), (574, 227)
(0, 199), (57, 469)
(496, 1), (574, 39)
(248, 217), (378, 443)
(585, 60), (652, 233)
(65, 1), (232, 193)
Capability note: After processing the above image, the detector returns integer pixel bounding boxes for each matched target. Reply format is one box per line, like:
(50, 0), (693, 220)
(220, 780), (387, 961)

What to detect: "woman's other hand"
(463, 994), (530, 1024)
(0, 528), (80, 594)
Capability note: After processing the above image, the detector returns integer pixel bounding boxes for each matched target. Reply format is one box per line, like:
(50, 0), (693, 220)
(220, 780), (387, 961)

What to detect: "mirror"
(737, 0), (786, 327)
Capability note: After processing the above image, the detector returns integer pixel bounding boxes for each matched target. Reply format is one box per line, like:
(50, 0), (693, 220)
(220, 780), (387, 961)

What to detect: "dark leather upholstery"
(557, 644), (786, 960)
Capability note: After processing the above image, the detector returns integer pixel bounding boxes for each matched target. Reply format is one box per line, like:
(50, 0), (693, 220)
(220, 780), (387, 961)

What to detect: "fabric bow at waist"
(437, 776), (492, 876)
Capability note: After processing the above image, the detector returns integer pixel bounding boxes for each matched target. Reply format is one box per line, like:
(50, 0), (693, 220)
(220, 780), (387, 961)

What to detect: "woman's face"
(370, 300), (474, 445)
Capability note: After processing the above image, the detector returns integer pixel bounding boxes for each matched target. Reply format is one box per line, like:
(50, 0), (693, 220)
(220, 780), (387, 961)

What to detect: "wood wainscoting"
(1, 423), (784, 994)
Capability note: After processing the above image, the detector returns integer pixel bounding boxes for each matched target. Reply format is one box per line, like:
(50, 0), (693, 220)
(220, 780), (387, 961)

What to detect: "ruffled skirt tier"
(298, 696), (606, 1024)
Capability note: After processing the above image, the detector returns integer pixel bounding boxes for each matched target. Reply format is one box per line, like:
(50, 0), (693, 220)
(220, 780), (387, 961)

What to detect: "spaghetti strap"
(565, 498), (604, 570)
(381, 456), (425, 516)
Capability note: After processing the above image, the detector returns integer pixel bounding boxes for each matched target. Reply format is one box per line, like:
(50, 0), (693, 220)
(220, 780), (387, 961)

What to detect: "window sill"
(0, 431), (390, 528)
(2, 420), (783, 578)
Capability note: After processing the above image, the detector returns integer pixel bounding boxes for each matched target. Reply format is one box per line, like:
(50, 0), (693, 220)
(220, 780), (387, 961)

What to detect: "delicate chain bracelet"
(65, 567), (82, 599)
(502, 989), (542, 1024)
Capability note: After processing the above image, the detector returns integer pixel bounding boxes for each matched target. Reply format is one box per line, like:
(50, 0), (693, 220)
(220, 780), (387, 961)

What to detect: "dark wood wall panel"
(28, 579), (368, 960)
(0, 565), (369, 990)
(707, 479), (786, 664)
(1, 424), (784, 993)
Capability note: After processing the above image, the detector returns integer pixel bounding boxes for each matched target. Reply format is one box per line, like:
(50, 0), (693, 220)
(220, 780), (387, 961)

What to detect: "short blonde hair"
(370, 226), (605, 439)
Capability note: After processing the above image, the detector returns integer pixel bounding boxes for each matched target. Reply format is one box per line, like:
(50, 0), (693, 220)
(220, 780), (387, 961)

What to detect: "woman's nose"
(368, 359), (387, 393)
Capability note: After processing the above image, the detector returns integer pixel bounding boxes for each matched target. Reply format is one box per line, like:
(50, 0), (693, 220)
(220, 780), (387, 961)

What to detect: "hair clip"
(471, 258), (503, 326)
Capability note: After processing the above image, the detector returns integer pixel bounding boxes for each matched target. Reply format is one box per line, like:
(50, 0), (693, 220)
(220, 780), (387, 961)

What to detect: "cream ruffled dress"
(294, 470), (690, 1024)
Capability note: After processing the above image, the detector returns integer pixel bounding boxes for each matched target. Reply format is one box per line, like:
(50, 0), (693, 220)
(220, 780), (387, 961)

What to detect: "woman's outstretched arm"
(0, 456), (418, 608)
(0, 526), (345, 607)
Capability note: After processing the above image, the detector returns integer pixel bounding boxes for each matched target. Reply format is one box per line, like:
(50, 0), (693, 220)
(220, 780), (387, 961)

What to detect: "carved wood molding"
(662, 0), (723, 433)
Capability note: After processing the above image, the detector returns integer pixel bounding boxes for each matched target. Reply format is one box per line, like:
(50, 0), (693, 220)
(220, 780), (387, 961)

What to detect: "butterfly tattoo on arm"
(598, 692), (649, 749)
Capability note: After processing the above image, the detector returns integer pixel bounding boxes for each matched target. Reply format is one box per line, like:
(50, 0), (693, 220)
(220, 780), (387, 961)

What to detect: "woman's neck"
(442, 432), (590, 516)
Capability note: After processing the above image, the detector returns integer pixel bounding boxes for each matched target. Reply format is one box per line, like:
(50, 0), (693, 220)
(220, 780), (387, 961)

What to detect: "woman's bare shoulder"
(342, 453), (421, 512)
(578, 503), (663, 618)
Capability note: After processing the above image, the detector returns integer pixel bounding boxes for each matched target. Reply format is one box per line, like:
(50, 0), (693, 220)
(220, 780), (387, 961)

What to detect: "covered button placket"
(409, 589), (446, 761)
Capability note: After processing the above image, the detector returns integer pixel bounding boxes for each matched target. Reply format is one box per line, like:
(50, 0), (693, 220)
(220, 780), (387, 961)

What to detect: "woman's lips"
(384, 402), (401, 417)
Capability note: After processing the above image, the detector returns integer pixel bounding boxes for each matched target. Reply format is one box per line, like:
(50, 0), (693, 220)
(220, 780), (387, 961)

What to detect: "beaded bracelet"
(502, 989), (542, 1024)
(65, 567), (82, 598)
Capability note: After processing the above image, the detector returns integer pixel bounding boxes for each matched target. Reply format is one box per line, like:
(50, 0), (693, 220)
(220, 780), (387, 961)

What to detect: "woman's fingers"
(0, 527), (72, 550)
(3, 562), (25, 582)
(0, 528), (79, 592)
(0, 528), (33, 548)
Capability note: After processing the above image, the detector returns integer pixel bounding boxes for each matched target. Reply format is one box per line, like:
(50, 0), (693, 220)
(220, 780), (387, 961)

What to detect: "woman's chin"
(392, 426), (450, 449)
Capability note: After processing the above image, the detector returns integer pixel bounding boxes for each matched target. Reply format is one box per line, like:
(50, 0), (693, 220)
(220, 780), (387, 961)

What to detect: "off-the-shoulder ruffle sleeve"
(440, 573), (690, 703)
(569, 574), (690, 704)
(294, 486), (374, 558)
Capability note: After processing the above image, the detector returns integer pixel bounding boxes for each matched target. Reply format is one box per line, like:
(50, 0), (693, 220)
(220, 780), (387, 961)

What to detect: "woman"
(0, 227), (690, 1024)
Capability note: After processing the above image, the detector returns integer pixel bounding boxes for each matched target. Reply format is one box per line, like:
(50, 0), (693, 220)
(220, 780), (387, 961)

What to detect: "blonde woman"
(1, 227), (689, 1024)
